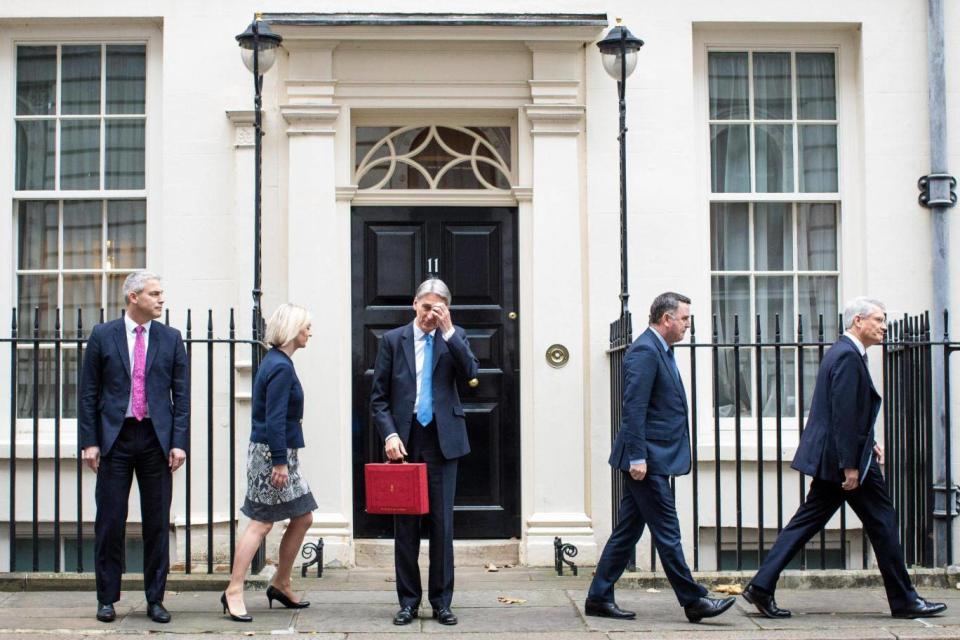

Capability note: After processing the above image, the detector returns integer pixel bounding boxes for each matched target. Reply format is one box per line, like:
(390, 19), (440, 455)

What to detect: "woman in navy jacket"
(221, 304), (317, 621)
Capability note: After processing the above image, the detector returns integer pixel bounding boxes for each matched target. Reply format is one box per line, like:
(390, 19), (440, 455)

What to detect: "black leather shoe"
(684, 596), (736, 623)
(742, 584), (791, 618)
(432, 607), (458, 625)
(393, 605), (418, 625)
(266, 585), (310, 609)
(892, 596), (948, 619)
(96, 603), (116, 623)
(584, 598), (636, 619)
(146, 601), (171, 623)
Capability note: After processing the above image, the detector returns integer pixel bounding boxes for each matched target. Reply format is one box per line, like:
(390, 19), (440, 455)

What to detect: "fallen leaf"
(714, 583), (743, 595)
(645, 588), (660, 593)
(498, 595), (527, 605)
(485, 563), (499, 572)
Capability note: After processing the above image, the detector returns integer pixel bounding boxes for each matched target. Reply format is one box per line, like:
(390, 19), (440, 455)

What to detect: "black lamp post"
(597, 17), (644, 571)
(597, 18), (643, 319)
(236, 15), (282, 345)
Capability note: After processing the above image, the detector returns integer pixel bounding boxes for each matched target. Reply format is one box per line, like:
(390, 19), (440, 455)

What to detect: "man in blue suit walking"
(79, 272), (189, 624)
(587, 292), (735, 623)
(370, 278), (479, 626)
(743, 297), (946, 620)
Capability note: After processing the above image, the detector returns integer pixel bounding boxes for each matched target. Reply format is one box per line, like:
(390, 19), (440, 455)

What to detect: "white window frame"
(0, 22), (162, 456)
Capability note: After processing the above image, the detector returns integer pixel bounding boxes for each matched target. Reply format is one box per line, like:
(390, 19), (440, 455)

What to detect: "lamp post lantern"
(236, 15), (282, 345)
(597, 18), (643, 317)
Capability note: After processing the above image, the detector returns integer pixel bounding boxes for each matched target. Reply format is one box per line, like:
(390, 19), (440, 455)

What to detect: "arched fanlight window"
(355, 125), (512, 191)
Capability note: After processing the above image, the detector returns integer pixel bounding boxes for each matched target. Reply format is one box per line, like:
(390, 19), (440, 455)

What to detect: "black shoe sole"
(892, 607), (947, 619)
(584, 609), (636, 619)
(742, 588), (791, 619)
(686, 598), (736, 623)
(96, 616), (115, 623)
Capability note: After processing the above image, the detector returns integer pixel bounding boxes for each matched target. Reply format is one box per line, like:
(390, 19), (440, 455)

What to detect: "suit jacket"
(249, 348), (305, 466)
(370, 322), (479, 460)
(78, 317), (190, 457)
(609, 327), (692, 476)
(791, 335), (881, 483)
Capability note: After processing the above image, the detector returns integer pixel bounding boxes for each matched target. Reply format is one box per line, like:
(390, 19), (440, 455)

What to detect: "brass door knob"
(468, 378), (480, 388)
(508, 311), (518, 320)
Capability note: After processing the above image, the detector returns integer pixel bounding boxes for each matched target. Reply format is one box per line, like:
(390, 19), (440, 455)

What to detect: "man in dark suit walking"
(742, 297), (946, 620)
(79, 272), (189, 624)
(370, 278), (479, 626)
(587, 292), (735, 623)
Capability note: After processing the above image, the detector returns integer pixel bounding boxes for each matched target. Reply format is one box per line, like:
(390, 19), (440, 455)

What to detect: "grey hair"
(649, 291), (692, 325)
(122, 271), (162, 303)
(415, 278), (452, 305)
(842, 297), (886, 329)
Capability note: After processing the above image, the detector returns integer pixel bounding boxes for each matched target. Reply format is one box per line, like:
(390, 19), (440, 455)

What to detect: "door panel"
(351, 206), (519, 538)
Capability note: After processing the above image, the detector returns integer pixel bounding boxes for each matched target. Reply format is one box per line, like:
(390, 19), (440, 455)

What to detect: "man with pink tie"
(79, 272), (189, 624)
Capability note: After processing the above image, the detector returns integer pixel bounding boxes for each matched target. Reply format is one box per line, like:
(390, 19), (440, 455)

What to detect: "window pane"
(16, 45), (56, 116)
(756, 276), (794, 340)
(63, 200), (102, 268)
(797, 203), (838, 270)
(798, 275), (839, 340)
(712, 276), (752, 417)
(106, 45), (146, 114)
(355, 126), (395, 171)
(799, 125), (838, 192)
(760, 347), (796, 417)
(107, 200), (147, 268)
(63, 274), (102, 337)
(18, 201), (58, 270)
(798, 348), (823, 416)
(709, 52), (748, 119)
(17, 348), (57, 420)
(710, 203), (749, 270)
(754, 124), (794, 192)
(754, 203), (793, 271)
(797, 52), (836, 120)
(710, 124), (750, 192)
(61, 45), (101, 115)
(106, 273), (132, 321)
(105, 119), (145, 189)
(62, 348), (80, 420)
(753, 53), (792, 119)
(17, 274), (58, 338)
(471, 126), (512, 170)
(60, 119), (101, 190)
(15, 120), (55, 190)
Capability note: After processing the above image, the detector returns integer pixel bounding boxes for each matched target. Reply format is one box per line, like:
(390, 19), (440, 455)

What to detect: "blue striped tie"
(417, 334), (434, 426)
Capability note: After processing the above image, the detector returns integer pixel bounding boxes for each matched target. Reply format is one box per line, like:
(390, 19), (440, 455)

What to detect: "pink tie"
(132, 325), (148, 421)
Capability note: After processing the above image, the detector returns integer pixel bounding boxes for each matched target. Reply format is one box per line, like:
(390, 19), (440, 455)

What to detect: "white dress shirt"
(385, 322), (456, 444)
(124, 315), (152, 419)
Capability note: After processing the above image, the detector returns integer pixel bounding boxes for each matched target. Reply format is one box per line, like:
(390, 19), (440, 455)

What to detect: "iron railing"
(608, 310), (960, 571)
(1, 307), (264, 573)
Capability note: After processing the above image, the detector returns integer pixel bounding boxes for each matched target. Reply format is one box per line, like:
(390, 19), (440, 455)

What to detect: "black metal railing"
(1, 307), (264, 573)
(608, 310), (960, 571)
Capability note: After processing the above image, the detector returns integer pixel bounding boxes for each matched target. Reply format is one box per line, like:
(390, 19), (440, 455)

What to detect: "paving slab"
(305, 589), (399, 604)
(117, 606), (297, 634)
(615, 630), (902, 640)
(451, 588), (574, 607)
(295, 602), (424, 633)
(347, 634), (598, 640)
(418, 604), (587, 633)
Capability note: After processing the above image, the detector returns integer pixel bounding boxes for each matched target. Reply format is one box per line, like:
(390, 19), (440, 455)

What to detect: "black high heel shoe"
(220, 592), (253, 622)
(266, 585), (310, 609)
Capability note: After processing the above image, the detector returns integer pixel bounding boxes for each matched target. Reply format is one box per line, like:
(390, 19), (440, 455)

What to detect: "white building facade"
(0, 0), (958, 571)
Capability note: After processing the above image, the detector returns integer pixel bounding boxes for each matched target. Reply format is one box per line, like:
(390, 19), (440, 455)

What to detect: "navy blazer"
(609, 327), (692, 476)
(791, 335), (881, 483)
(370, 322), (479, 460)
(78, 318), (190, 457)
(250, 348), (305, 466)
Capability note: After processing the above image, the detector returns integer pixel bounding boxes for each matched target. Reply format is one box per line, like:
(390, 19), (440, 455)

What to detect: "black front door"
(351, 206), (520, 538)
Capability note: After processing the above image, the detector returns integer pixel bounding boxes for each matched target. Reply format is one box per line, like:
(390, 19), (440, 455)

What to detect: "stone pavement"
(1, 567), (960, 639)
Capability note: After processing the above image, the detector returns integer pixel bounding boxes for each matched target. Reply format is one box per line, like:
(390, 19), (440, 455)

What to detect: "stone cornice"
(280, 104), (341, 136)
(523, 104), (585, 135)
(225, 110), (256, 148)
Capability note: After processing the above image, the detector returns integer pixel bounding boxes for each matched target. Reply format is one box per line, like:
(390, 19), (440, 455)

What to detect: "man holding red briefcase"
(370, 278), (480, 626)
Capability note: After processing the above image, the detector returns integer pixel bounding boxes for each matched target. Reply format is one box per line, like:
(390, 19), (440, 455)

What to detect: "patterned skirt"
(240, 442), (317, 523)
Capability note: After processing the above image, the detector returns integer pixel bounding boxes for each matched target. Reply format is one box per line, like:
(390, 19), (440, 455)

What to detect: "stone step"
(354, 539), (520, 568)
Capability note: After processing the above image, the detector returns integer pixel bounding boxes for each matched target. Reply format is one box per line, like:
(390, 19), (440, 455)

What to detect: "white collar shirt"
(124, 315), (152, 418)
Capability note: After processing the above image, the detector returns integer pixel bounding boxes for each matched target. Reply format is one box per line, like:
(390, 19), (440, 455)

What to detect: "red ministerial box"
(364, 463), (430, 515)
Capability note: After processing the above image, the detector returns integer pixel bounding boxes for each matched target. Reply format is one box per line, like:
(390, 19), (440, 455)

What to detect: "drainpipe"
(920, 0), (956, 567)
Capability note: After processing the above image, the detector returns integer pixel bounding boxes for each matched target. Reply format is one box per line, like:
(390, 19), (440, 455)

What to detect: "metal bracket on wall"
(933, 485), (959, 519)
(554, 536), (579, 576)
(918, 173), (957, 208)
(300, 538), (324, 578)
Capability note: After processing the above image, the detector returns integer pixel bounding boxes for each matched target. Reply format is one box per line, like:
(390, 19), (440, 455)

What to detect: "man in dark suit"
(79, 272), (189, 624)
(587, 292), (735, 623)
(370, 278), (479, 626)
(743, 297), (946, 620)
